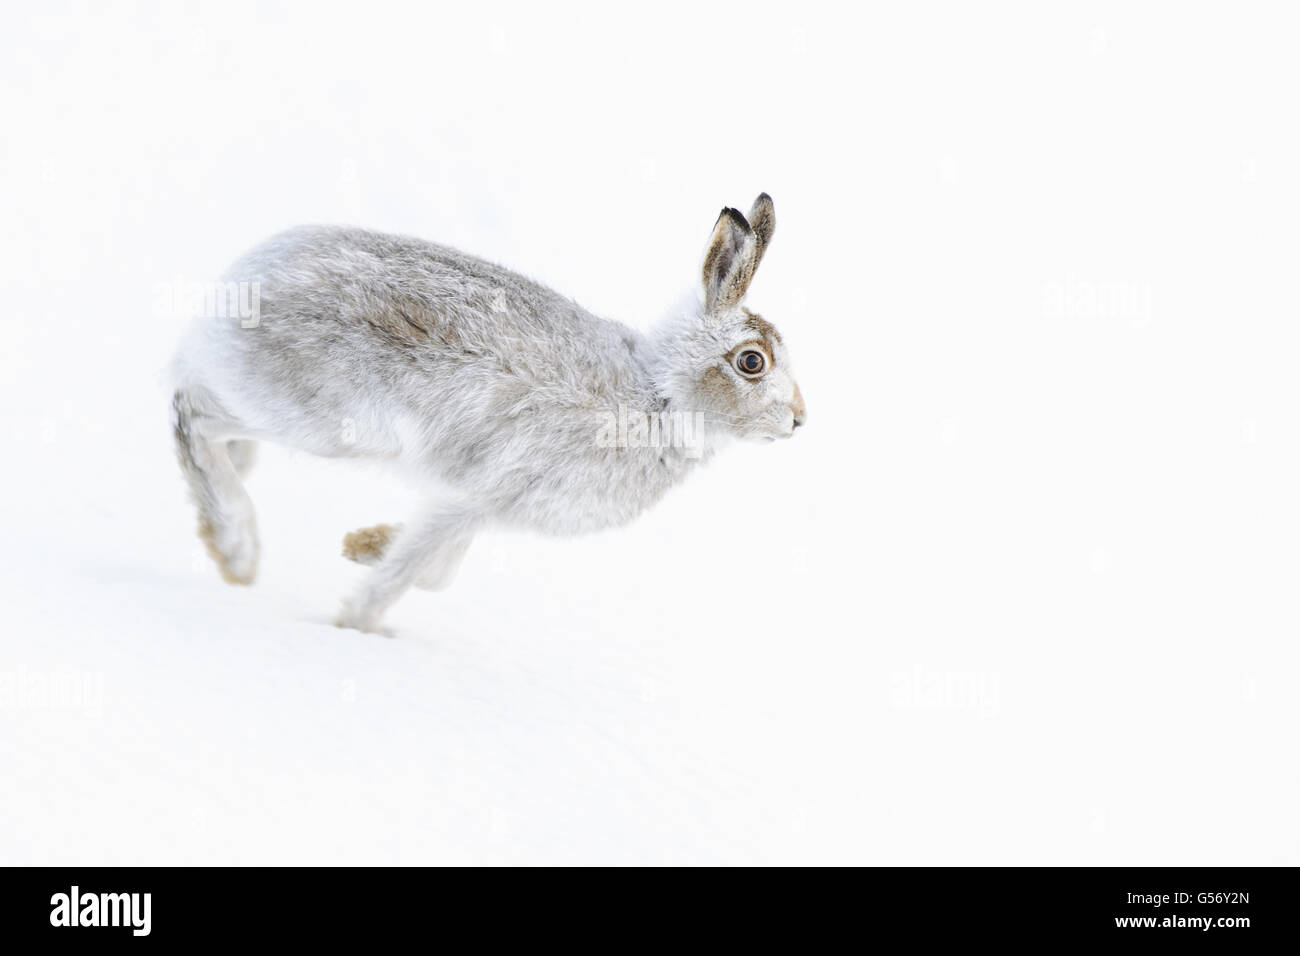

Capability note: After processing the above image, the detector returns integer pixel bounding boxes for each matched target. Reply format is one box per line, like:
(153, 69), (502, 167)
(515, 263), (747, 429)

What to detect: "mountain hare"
(171, 194), (805, 632)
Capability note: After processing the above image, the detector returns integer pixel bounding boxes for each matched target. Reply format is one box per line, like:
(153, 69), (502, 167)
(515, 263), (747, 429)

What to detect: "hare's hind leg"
(172, 388), (260, 585)
(336, 506), (478, 633)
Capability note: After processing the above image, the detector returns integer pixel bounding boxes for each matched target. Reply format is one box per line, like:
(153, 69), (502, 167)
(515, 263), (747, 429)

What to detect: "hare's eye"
(734, 350), (767, 377)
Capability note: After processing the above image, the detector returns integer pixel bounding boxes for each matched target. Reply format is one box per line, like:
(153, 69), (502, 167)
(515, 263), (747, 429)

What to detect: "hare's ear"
(702, 207), (758, 312)
(747, 192), (776, 268)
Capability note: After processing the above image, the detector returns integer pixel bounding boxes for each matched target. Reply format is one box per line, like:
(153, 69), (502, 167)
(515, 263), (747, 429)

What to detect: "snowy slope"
(2, 3), (1297, 865)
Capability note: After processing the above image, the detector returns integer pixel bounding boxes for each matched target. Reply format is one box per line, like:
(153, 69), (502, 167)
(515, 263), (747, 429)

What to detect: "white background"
(2, 2), (1296, 864)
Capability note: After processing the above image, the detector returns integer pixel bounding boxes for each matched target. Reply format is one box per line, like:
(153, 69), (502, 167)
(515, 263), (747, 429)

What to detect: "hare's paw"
(341, 523), (398, 565)
(334, 596), (387, 634)
(198, 515), (259, 585)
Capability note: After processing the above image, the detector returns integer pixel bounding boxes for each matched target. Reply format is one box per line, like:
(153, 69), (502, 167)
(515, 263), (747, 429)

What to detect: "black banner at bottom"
(0, 866), (1293, 944)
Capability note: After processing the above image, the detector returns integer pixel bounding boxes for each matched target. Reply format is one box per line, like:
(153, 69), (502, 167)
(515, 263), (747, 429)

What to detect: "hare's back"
(196, 226), (642, 452)
(239, 226), (636, 376)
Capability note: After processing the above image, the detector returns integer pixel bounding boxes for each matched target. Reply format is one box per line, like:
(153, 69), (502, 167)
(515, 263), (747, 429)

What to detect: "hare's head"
(658, 194), (805, 441)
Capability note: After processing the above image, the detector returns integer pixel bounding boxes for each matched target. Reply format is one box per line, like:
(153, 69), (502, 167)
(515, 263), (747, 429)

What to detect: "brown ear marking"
(748, 193), (775, 254)
(702, 207), (758, 311)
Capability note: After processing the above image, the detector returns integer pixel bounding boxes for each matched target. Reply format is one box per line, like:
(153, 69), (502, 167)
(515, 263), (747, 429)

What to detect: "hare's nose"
(792, 414), (805, 430)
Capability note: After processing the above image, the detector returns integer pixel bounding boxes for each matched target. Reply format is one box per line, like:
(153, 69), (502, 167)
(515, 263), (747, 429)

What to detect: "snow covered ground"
(2, 3), (1297, 864)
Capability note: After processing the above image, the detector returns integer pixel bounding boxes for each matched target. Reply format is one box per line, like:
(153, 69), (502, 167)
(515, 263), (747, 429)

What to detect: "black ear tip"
(720, 206), (752, 233)
(756, 192), (773, 204)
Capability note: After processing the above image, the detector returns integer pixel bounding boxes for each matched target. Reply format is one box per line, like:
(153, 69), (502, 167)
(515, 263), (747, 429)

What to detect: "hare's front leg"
(342, 522), (473, 591)
(335, 505), (478, 633)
